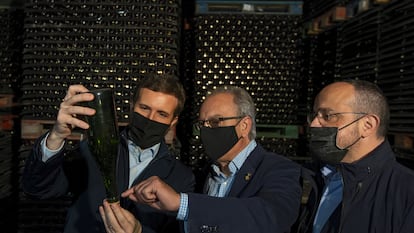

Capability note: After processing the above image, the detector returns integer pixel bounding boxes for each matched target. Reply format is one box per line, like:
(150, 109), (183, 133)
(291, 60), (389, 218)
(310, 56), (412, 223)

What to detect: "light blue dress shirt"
(40, 133), (159, 188)
(313, 165), (343, 233)
(177, 140), (257, 221)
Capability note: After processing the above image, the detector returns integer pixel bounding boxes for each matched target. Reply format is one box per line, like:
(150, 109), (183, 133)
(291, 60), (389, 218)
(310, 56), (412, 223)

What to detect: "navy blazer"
(186, 144), (302, 233)
(22, 130), (195, 233)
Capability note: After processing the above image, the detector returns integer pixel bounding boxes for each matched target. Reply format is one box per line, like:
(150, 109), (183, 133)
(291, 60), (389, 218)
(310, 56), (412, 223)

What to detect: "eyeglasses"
(194, 115), (244, 131)
(308, 111), (367, 124)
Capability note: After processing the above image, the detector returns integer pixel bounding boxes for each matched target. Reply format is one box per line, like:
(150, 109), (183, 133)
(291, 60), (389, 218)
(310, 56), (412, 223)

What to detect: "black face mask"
(309, 116), (364, 165)
(309, 127), (347, 165)
(127, 112), (170, 149)
(200, 126), (239, 161)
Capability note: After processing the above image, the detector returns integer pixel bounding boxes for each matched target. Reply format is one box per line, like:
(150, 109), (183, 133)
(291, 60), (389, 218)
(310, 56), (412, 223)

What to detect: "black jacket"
(22, 130), (195, 233)
(186, 144), (302, 233)
(295, 140), (414, 233)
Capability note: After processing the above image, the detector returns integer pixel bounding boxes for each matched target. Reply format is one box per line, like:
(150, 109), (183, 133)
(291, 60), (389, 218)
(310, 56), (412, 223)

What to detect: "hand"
(99, 200), (142, 233)
(121, 176), (181, 212)
(46, 85), (96, 150)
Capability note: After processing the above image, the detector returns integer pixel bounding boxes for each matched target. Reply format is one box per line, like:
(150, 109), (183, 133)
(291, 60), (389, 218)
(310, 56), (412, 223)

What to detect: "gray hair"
(207, 86), (257, 139)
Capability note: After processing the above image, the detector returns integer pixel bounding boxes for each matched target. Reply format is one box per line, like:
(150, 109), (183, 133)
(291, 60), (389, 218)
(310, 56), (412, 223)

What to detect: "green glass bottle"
(83, 88), (120, 203)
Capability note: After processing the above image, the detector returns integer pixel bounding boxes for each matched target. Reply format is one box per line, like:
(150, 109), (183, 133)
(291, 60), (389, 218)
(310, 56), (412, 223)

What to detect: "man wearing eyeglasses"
(119, 85), (302, 233)
(296, 79), (414, 233)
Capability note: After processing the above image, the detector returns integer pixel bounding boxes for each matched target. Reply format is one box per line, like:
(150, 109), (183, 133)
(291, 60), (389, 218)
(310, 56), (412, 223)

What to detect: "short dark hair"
(132, 74), (186, 116)
(343, 79), (390, 137)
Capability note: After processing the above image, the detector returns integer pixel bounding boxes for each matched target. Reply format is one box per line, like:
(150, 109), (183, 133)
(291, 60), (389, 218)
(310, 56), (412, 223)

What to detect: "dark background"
(1, 0), (414, 232)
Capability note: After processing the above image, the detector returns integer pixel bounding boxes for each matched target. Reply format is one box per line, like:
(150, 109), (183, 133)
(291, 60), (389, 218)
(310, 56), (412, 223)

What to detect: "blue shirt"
(41, 133), (159, 188)
(177, 140), (257, 220)
(127, 140), (158, 187)
(313, 165), (343, 233)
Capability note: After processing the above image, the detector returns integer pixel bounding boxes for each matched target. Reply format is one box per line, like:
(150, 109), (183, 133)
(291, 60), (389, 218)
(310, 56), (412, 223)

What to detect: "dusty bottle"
(82, 88), (120, 203)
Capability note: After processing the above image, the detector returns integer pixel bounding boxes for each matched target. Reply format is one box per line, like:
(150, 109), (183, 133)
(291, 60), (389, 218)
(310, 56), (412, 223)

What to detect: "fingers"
(121, 188), (138, 202)
(57, 104), (95, 128)
(111, 203), (140, 233)
(63, 85), (91, 100)
(99, 200), (122, 233)
(54, 86), (96, 132)
(121, 176), (180, 212)
(99, 205), (113, 232)
(137, 182), (159, 204)
(99, 204), (113, 232)
(122, 177), (159, 205)
(99, 200), (142, 233)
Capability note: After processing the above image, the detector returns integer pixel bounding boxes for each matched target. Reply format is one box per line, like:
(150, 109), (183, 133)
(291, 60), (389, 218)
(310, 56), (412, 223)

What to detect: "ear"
(239, 116), (252, 137)
(360, 114), (380, 138)
(170, 116), (179, 127)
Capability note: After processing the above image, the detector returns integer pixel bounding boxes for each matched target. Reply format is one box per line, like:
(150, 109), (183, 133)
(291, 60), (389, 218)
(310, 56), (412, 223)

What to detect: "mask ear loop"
(338, 114), (368, 131)
(336, 114), (368, 150)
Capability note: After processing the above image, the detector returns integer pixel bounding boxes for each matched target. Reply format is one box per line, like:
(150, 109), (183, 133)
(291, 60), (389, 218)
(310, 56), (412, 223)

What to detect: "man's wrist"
(177, 193), (189, 220)
(41, 132), (65, 162)
(46, 131), (65, 150)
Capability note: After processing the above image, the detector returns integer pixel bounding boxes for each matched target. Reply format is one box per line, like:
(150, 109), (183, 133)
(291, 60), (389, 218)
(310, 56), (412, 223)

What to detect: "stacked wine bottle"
(183, 3), (306, 170)
(20, 0), (182, 124)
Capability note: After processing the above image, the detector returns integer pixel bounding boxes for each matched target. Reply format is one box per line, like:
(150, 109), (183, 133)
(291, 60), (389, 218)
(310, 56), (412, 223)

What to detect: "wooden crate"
(21, 120), (128, 140)
(0, 115), (16, 131)
(0, 94), (13, 108)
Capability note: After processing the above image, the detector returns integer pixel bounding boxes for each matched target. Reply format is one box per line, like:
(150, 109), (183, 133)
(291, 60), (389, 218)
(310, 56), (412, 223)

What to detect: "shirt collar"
(320, 164), (341, 183)
(128, 140), (159, 163)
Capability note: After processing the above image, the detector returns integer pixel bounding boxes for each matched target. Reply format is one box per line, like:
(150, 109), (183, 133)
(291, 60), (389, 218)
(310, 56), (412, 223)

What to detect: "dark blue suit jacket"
(22, 130), (195, 233)
(186, 144), (302, 233)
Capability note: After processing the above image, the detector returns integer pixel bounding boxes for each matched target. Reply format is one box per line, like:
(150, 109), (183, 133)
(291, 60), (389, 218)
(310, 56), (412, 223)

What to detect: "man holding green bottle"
(22, 75), (195, 233)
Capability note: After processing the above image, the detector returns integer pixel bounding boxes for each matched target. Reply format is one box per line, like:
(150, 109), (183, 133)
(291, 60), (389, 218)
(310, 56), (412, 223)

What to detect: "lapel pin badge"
(244, 173), (252, 181)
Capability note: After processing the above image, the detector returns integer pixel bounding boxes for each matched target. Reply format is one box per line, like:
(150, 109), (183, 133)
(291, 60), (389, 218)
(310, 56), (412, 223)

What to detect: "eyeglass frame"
(308, 111), (367, 124)
(194, 115), (245, 131)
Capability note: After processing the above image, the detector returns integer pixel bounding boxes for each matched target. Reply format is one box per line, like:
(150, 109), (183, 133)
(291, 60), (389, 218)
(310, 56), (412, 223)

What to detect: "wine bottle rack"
(20, 0), (182, 123)
(303, 0), (414, 160)
(0, 7), (24, 95)
(0, 130), (18, 231)
(335, 7), (380, 83)
(377, 0), (414, 134)
(181, 8), (305, 170)
(193, 13), (304, 126)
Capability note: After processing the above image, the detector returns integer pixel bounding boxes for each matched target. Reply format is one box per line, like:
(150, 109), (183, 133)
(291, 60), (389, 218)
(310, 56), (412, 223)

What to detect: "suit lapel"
(131, 142), (174, 186)
(227, 145), (265, 197)
(117, 139), (173, 191)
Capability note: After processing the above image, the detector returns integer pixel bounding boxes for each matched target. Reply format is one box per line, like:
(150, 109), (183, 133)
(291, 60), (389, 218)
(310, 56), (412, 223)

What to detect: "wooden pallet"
(346, 0), (391, 18)
(21, 120), (129, 140)
(196, 0), (303, 15)
(374, 0), (391, 4)
(308, 0), (392, 34)
(0, 114), (16, 131)
(307, 6), (347, 35)
(0, 94), (13, 108)
(0, 95), (16, 131)
(392, 133), (414, 151)
(21, 120), (82, 140)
